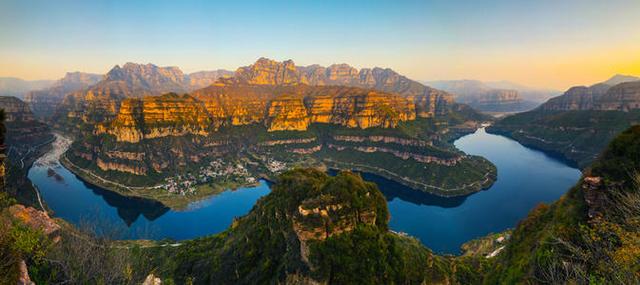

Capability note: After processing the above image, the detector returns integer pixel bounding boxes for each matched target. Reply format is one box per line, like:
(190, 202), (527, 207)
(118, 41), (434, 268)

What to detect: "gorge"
(29, 127), (580, 254)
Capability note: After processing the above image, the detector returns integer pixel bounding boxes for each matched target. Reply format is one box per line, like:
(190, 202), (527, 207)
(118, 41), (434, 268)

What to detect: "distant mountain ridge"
(0, 77), (54, 99)
(427, 79), (540, 112)
(24, 72), (103, 118)
(427, 79), (559, 103)
(233, 57), (443, 98)
(600, 74), (639, 86)
(541, 77), (640, 112)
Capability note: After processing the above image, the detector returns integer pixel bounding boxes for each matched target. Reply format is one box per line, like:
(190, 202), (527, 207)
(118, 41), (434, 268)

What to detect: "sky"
(1, 0), (639, 90)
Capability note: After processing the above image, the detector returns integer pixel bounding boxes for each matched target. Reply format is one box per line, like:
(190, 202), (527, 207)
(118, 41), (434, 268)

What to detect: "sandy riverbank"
(33, 133), (72, 168)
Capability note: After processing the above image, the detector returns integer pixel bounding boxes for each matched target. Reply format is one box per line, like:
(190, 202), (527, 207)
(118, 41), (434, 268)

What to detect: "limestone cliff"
(98, 93), (212, 142)
(191, 84), (417, 131)
(305, 89), (416, 128)
(265, 94), (310, 131)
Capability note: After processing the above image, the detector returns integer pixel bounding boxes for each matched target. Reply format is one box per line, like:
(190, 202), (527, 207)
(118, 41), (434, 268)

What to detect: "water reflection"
(84, 181), (170, 225)
(360, 172), (469, 208)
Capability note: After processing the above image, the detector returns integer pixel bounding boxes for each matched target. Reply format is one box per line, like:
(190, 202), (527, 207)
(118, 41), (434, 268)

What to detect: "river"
(28, 128), (581, 254)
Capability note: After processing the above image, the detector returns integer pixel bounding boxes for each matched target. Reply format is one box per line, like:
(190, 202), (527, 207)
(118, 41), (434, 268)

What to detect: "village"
(157, 157), (290, 195)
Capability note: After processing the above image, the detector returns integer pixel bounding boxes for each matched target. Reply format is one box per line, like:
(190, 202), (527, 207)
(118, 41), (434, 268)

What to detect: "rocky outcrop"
(25, 72), (102, 118)
(105, 63), (187, 95)
(333, 135), (432, 147)
(408, 88), (454, 117)
(8, 205), (60, 235)
(291, 171), (383, 244)
(235, 58), (303, 85)
(258, 138), (316, 146)
(142, 274), (162, 285)
(96, 157), (148, 175)
(265, 95), (310, 131)
(105, 150), (145, 161)
(305, 88), (416, 128)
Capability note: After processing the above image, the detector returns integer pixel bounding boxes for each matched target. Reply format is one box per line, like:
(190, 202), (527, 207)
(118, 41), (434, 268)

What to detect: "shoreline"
(484, 127), (582, 170)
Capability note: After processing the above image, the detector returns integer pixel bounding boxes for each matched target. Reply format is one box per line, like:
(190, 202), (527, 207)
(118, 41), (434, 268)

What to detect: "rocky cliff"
(0, 96), (51, 154)
(540, 80), (640, 112)
(25, 72), (102, 118)
(190, 83), (418, 132)
(96, 93), (212, 143)
(0, 96), (36, 122)
(265, 95), (310, 131)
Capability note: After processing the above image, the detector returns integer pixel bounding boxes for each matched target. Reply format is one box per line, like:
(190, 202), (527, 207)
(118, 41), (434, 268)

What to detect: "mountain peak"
(601, 74), (640, 86)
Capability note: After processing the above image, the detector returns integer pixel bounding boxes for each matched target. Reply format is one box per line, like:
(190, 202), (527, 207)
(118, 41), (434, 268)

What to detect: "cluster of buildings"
(158, 158), (257, 195)
(265, 159), (287, 173)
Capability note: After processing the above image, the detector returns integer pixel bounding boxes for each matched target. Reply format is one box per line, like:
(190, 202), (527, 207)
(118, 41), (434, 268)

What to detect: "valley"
(38, 59), (499, 207)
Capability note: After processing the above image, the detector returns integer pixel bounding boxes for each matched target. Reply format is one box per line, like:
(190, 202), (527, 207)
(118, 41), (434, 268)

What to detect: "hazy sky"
(1, 0), (639, 90)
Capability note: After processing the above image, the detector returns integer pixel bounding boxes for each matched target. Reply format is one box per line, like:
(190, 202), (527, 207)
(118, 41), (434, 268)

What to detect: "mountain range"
(30, 58), (497, 207)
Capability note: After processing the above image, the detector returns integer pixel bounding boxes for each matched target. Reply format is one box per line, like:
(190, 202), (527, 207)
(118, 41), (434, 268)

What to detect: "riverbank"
(485, 127), (582, 170)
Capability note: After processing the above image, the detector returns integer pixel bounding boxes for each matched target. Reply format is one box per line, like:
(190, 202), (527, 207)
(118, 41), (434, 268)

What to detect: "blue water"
(29, 163), (271, 240)
(29, 128), (580, 253)
(377, 128), (581, 253)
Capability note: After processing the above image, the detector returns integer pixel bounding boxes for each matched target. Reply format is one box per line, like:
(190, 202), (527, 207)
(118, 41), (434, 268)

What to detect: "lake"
(29, 128), (581, 254)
